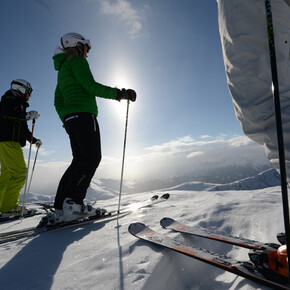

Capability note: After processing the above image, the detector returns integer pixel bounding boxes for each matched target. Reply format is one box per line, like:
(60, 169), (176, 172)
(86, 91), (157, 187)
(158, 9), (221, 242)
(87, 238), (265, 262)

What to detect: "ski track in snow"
(0, 184), (285, 290)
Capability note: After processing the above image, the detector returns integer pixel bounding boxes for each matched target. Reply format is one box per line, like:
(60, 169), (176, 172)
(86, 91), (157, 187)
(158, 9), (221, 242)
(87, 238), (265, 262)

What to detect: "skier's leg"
(0, 151), (10, 211)
(218, 0), (290, 180)
(54, 113), (101, 209)
(0, 142), (27, 212)
(65, 113), (101, 204)
(54, 132), (81, 209)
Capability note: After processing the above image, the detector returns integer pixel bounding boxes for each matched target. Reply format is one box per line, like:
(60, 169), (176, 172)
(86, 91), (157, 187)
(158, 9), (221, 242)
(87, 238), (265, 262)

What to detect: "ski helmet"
(11, 79), (33, 95)
(61, 32), (91, 52)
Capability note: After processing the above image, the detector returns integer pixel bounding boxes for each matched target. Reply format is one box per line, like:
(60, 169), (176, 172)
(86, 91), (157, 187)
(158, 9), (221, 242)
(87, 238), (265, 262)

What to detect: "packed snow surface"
(0, 179), (286, 290)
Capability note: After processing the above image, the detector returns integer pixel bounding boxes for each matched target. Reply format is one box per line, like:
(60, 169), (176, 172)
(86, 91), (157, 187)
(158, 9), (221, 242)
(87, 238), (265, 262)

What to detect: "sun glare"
(112, 98), (129, 120)
(113, 74), (130, 89)
(128, 203), (141, 212)
(111, 71), (134, 119)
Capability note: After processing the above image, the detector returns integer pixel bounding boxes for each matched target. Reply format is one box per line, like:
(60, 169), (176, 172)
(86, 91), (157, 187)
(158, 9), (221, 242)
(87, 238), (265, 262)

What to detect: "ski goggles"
(79, 39), (91, 52)
(84, 39), (91, 52)
(26, 87), (33, 95)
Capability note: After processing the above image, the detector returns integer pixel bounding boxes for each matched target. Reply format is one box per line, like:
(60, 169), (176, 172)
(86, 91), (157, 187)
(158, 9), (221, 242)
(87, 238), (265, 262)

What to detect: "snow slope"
(0, 182), (286, 290)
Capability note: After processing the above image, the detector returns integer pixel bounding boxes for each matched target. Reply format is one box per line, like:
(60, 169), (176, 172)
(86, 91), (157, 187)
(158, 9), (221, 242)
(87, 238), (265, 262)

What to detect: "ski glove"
(116, 89), (137, 102)
(26, 110), (40, 120)
(34, 139), (42, 148)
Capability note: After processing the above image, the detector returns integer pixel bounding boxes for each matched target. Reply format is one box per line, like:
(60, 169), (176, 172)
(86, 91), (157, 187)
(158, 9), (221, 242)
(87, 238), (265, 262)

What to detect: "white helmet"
(11, 79), (33, 95)
(61, 32), (91, 51)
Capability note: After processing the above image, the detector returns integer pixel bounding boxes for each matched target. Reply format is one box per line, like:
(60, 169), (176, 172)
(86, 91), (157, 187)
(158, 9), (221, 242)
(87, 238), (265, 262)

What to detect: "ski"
(128, 222), (289, 290)
(160, 217), (280, 250)
(0, 209), (43, 223)
(0, 193), (170, 244)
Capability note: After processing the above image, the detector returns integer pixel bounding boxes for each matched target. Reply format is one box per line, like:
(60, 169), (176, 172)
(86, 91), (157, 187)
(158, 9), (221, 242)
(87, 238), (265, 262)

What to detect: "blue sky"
(0, 0), (271, 193)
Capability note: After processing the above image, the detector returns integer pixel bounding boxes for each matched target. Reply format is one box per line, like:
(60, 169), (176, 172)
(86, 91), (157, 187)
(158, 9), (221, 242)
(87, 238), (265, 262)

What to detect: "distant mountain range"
(27, 165), (281, 203)
(98, 164), (277, 194)
(165, 168), (280, 192)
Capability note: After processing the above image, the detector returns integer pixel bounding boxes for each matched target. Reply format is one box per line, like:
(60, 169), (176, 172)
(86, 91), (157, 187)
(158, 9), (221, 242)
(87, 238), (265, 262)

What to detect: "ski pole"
(25, 145), (39, 208)
(21, 118), (36, 217)
(117, 99), (130, 215)
(264, 0), (290, 281)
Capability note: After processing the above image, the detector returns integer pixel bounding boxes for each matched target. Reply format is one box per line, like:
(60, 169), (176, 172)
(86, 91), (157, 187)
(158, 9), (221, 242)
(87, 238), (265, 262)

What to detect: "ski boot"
(249, 243), (289, 283)
(62, 198), (106, 222)
(38, 209), (64, 227)
(0, 205), (37, 218)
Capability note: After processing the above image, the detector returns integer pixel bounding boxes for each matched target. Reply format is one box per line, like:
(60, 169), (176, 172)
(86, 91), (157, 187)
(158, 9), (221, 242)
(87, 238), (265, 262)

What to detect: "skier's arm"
(70, 56), (117, 100)
(26, 126), (38, 144)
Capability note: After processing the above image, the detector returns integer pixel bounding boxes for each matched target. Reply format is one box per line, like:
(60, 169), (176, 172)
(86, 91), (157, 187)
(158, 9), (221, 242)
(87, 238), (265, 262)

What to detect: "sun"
(113, 74), (130, 89)
(112, 98), (129, 119)
(110, 71), (133, 117)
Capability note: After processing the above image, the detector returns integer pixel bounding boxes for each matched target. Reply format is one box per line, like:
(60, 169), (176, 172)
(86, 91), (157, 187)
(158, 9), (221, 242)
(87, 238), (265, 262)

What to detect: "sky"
(0, 0), (272, 193)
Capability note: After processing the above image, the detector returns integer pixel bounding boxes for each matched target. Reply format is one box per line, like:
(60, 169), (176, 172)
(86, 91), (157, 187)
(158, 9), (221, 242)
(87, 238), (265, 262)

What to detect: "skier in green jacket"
(48, 32), (136, 224)
(0, 79), (42, 214)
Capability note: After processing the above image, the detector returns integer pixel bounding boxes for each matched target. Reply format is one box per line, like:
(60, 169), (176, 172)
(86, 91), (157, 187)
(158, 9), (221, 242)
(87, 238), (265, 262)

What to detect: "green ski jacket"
(53, 53), (117, 122)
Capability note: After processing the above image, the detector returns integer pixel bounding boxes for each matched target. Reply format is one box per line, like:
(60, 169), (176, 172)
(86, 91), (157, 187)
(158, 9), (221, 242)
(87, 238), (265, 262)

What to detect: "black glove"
(116, 89), (137, 102)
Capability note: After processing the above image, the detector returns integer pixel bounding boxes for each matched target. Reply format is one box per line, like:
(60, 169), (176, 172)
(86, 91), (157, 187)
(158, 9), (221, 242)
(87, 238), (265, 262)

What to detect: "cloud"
(200, 135), (212, 139)
(99, 0), (146, 38)
(33, 0), (51, 10)
(145, 136), (196, 155)
(23, 145), (55, 157)
(187, 151), (204, 159)
(97, 135), (271, 180)
(229, 135), (253, 147)
(28, 135), (271, 195)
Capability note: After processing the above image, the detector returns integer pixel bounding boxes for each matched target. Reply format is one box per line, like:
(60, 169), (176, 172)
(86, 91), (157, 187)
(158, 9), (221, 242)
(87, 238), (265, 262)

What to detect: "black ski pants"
(54, 113), (102, 210)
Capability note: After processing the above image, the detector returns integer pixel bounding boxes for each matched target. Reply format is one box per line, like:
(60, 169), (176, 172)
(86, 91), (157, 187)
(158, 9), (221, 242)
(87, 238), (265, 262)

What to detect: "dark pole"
(264, 0), (290, 281)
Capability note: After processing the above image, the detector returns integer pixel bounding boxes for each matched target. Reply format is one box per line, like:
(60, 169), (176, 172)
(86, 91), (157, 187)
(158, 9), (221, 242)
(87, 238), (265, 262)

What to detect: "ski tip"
(160, 217), (175, 228)
(160, 193), (170, 200)
(128, 222), (147, 235)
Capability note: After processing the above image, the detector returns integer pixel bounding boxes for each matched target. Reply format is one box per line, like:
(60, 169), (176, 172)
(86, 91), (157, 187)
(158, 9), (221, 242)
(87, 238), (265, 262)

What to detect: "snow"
(0, 175), (287, 290)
